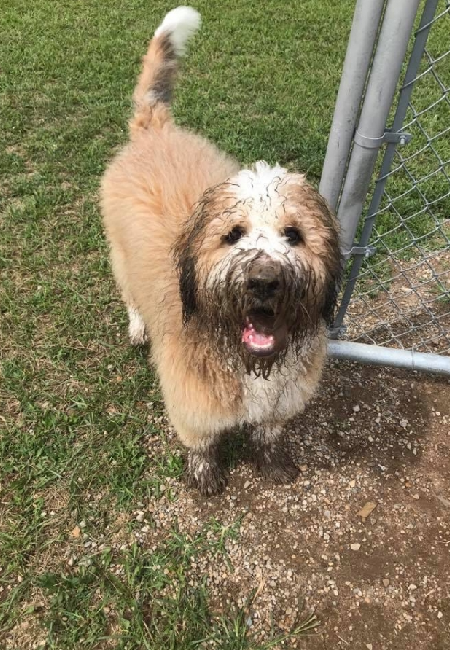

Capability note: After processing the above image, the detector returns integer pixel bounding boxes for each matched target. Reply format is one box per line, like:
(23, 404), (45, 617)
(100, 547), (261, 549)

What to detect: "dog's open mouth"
(241, 309), (288, 358)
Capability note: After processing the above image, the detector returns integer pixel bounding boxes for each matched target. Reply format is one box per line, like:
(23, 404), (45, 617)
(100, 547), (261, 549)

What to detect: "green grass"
(1, 0), (448, 646)
(36, 525), (318, 649)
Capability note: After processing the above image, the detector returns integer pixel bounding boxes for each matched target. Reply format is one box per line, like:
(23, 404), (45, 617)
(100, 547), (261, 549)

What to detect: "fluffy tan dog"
(101, 6), (341, 495)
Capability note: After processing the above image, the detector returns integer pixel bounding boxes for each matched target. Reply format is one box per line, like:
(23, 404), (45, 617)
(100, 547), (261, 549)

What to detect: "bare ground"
(137, 361), (450, 649)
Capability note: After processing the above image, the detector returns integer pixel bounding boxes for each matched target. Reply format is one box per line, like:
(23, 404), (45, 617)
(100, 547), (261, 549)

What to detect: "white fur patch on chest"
(241, 350), (314, 425)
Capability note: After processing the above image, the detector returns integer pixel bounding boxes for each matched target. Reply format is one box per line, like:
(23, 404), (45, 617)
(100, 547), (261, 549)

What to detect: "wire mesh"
(340, 0), (450, 355)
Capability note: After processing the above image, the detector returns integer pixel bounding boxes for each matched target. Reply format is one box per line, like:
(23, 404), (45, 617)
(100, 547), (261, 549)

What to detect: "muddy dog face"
(175, 162), (341, 376)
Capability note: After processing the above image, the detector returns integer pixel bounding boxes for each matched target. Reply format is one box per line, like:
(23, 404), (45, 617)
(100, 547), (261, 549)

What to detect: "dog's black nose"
(247, 259), (282, 300)
(248, 276), (280, 299)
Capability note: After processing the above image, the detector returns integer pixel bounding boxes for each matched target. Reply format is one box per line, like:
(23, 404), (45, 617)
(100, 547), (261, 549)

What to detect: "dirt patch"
(131, 361), (450, 648)
(5, 595), (48, 650)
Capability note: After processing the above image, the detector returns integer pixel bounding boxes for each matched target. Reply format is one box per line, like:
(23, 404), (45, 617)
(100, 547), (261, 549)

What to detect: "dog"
(101, 6), (341, 495)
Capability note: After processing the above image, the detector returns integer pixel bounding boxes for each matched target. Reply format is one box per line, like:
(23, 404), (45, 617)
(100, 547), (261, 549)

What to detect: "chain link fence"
(322, 0), (450, 372)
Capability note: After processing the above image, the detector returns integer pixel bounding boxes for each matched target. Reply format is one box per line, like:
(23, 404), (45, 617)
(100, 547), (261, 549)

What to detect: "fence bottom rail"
(328, 340), (450, 376)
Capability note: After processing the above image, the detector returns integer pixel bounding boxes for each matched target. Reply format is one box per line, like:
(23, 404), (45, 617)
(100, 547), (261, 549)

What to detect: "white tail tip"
(154, 6), (201, 56)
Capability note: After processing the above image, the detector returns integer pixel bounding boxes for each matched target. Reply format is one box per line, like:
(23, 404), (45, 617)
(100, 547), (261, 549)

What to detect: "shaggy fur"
(101, 6), (341, 495)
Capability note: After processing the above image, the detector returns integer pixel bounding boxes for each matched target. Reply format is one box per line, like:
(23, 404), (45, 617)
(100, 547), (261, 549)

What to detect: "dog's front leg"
(185, 439), (227, 496)
(251, 423), (299, 484)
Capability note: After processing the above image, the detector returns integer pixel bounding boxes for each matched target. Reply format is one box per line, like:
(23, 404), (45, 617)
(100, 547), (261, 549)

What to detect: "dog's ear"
(322, 271), (341, 327)
(174, 197), (212, 325)
(321, 221), (342, 328)
(303, 185), (342, 328)
(178, 247), (198, 324)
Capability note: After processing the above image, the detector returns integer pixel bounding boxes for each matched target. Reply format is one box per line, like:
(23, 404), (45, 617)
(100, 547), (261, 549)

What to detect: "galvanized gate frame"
(320, 0), (450, 375)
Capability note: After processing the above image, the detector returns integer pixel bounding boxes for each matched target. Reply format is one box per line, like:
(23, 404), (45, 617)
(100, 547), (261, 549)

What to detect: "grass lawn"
(1, 0), (448, 647)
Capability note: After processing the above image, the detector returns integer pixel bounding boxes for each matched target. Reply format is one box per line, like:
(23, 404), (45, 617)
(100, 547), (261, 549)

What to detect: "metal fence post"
(333, 0), (441, 332)
(319, 0), (386, 213)
(323, 0), (450, 372)
(336, 0), (421, 260)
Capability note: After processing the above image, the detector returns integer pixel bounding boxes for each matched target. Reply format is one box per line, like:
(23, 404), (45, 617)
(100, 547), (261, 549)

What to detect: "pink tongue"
(242, 325), (273, 345)
(253, 331), (272, 345)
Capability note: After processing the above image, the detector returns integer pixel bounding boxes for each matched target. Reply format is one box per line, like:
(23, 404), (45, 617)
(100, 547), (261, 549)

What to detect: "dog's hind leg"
(126, 304), (147, 347)
(110, 245), (147, 346)
(251, 423), (299, 484)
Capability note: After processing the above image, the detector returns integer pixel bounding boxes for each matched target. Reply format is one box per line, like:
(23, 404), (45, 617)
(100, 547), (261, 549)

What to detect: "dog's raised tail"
(130, 6), (201, 134)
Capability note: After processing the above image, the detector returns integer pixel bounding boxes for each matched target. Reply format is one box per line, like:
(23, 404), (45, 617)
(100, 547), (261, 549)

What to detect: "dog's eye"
(283, 227), (303, 246)
(223, 226), (245, 245)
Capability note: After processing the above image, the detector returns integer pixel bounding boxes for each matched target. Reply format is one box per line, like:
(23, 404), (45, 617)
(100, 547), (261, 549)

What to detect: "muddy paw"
(254, 445), (299, 484)
(185, 450), (227, 496)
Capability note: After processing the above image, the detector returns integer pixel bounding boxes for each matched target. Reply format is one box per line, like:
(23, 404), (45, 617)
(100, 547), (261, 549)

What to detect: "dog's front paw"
(254, 445), (299, 484)
(185, 450), (227, 496)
